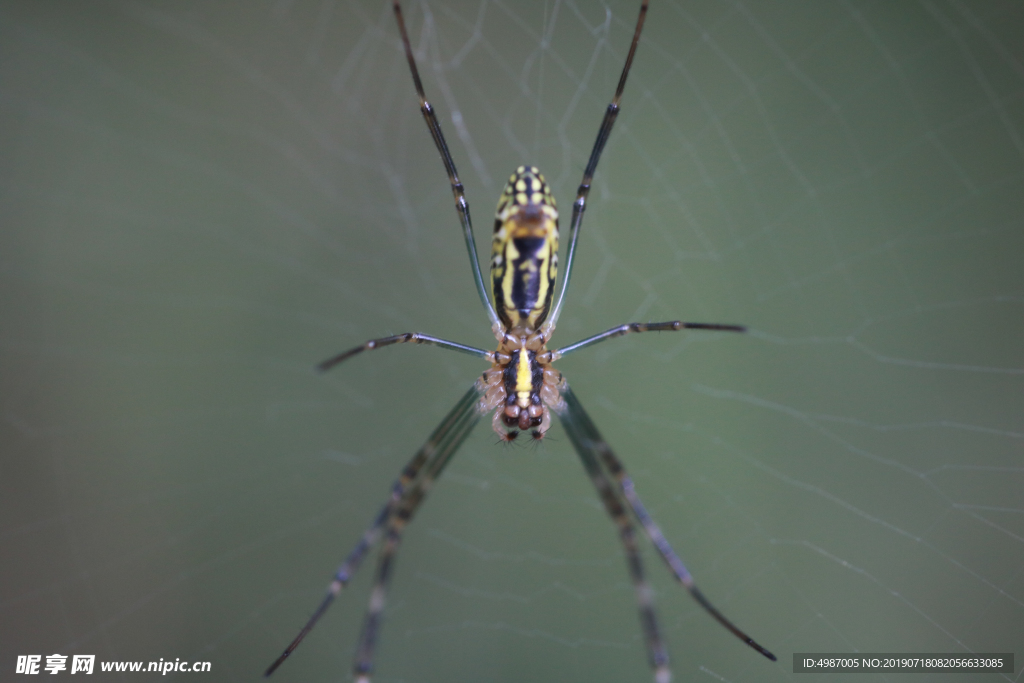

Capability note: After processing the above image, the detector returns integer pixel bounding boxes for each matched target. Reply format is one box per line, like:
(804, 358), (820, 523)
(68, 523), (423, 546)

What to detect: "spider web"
(1, 1), (1022, 682)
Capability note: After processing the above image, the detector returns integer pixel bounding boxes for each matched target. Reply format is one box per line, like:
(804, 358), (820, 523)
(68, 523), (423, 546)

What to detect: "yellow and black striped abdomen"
(491, 166), (559, 333)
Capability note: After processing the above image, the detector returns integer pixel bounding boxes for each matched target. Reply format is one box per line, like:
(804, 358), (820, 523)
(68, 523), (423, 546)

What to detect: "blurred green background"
(2, 1), (1022, 681)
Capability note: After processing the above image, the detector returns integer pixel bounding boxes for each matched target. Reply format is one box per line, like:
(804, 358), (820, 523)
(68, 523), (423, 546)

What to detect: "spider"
(266, 1), (776, 681)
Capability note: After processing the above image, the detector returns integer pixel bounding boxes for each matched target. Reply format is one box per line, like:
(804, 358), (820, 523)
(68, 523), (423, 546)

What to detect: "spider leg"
(265, 385), (483, 677)
(352, 384), (483, 682)
(556, 387), (670, 683)
(546, 0), (649, 330)
(556, 386), (776, 662)
(317, 333), (493, 373)
(393, 0), (501, 331)
(553, 321), (745, 360)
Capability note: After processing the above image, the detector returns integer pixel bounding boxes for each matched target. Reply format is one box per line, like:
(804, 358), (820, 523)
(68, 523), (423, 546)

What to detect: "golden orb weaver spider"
(266, 1), (777, 681)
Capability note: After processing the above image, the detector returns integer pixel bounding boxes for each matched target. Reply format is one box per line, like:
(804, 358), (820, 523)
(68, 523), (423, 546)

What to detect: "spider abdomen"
(491, 166), (559, 334)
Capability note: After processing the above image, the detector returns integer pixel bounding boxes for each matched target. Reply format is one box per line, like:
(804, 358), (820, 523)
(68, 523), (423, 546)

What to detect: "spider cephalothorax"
(478, 331), (565, 441)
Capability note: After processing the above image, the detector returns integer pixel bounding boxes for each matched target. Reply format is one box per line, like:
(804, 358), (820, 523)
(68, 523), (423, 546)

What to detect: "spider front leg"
(595, 438), (777, 660)
(556, 386), (776, 665)
(558, 386), (671, 682)
(265, 385), (483, 678)
(352, 384), (482, 682)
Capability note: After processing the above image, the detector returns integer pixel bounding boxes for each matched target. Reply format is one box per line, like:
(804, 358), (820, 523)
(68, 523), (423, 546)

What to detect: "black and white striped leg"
(553, 320), (746, 360)
(352, 385), (483, 682)
(353, 516), (404, 683)
(392, 0), (500, 329)
(265, 385), (483, 677)
(317, 333), (493, 373)
(548, 0), (649, 328)
(602, 453), (776, 661)
(559, 386), (777, 663)
(556, 388), (671, 683)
